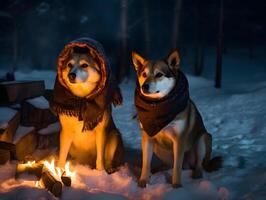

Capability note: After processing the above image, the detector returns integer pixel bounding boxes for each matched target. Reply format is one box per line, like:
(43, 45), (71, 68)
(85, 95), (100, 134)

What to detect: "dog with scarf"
(132, 50), (222, 188)
(50, 38), (124, 173)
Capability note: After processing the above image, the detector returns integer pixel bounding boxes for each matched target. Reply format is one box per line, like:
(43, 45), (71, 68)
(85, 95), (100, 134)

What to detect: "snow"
(1, 69), (266, 199)
(13, 126), (35, 144)
(38, 122), (61, 135)
(0, 107), (17, 129)
(14, 70), (56, 89)
(27, 96), (49, 109)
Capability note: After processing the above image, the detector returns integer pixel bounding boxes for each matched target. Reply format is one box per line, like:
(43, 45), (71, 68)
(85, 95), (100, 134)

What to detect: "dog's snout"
(68, 72), (76, 82)
(142, 83), (149, 92)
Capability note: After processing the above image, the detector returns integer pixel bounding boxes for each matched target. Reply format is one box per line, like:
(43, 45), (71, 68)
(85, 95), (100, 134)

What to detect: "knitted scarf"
(135, 71), (190, 137)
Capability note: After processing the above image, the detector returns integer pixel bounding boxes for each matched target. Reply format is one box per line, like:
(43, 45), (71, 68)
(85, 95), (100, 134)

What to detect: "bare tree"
(193, 0), (205, 76)
(0, 11), (16, 80)
(215, 0), (224, 88)
(117, 0), (129, 83)
(172, 0), (183, 49)
(143, 0), (151, 56)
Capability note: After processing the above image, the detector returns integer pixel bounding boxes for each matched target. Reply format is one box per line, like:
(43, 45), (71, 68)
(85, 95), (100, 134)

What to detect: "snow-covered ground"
(0, 69), (266, 200)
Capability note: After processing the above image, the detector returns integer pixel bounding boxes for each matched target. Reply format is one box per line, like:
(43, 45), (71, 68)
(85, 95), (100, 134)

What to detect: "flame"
(43, 159), (61, 180)
(43, 159), (75, 180)
(65, 161), (76, 177)
(35, 159), (76, 188)
(26, 160), (36, 166)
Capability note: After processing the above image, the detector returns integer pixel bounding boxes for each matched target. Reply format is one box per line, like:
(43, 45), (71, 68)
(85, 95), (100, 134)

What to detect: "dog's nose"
(68, 73), (76, 82)
(142, 83), (149, 92)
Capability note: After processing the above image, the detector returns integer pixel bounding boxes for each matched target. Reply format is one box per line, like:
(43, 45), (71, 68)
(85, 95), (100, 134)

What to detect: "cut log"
(13, 126), (37, 160)
(0, 141), (16, 160)
(0, 149), (10, 164)
(61, 171), (71, 186)
(15, 162), (43, 180)
(37, 122), (60, 149)
(0, 80), (45, 104)
(21, 96), (57, 130)
(41, 169), (62, 197)
(0, 107), (20, 142)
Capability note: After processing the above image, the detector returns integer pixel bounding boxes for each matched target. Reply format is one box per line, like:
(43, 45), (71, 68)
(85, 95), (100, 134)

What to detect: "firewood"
(0, 80), (45, 104)
(0, 141), (16, 159)
(21, 96), (57, 130)
(15, 162), (43, 179)
(0, 141), (16, 151)
(61, 171), (71, 186)
(40, 169), (62, 197)
(0, 107), (20, 143)
(37, 122), (60, 149)
(13, 126), (37, 160)
(0, 149), (10, 164)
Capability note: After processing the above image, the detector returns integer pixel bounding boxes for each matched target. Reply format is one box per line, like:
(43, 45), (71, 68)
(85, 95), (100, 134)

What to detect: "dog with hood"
(50, 38), (124, 173)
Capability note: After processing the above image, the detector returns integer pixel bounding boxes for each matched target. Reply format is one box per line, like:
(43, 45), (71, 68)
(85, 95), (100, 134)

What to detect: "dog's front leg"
(172, 136), (184, 188)
(58, 126), (75, 168)
(95, 129), (106, 171)
(95, 113), (108, 171)
(139, 130), (153, 188)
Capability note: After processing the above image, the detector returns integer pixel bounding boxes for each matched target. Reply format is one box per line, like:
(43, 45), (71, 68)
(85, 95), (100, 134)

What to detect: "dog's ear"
(167, 50), (180, 74)
(132, 51), (146, 72)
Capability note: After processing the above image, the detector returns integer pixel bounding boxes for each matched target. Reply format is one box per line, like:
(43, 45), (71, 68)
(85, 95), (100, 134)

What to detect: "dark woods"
(0, 0), (265, 87)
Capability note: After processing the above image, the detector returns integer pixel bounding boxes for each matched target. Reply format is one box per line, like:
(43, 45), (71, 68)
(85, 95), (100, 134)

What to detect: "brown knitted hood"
(57, 37), (110, 99)
(50, 38), (123, 131)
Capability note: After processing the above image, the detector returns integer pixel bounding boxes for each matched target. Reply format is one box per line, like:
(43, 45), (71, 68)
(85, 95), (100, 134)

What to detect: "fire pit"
(15, 159), (75, 197)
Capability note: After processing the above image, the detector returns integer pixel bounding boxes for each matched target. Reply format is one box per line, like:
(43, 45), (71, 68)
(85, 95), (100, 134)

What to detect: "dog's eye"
(155, 72), (163, 78)
(142, 72), (147, 78)
(67, 63), (73, 68)
(81, 63), (88, 68)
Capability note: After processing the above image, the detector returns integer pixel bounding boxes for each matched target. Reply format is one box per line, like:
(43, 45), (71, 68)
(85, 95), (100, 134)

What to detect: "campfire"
(15, 159), (75, 197)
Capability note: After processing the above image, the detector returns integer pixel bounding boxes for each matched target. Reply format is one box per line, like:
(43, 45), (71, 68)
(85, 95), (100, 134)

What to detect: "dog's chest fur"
(59, 114), (97, 152)
(145, 102), (196, 151)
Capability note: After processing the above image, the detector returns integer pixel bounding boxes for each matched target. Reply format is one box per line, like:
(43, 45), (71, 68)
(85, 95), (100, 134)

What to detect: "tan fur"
(58, 53), (124, 172)
(62, 53), (101, 98)
(132, 50), (214, 188)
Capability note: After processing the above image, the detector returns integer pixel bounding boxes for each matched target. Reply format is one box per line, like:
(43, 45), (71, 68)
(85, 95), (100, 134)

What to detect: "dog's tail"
(203, 156), (223, 172)
(202, 133), (223, 172)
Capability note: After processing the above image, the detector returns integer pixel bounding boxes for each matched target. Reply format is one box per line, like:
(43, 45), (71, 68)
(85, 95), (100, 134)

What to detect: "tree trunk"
(117, 0), (129, 83)
(193, 0), (205, 76)
(13, 20), (18, 73)
(215, 0), (224, 88)
(172, 0), (183, 49)
(143, 0), (151, 56)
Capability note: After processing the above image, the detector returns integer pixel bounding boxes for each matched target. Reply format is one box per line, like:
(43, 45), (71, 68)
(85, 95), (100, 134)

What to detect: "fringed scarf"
(135, 71), (190, 137)
(50, 78), (111, 131)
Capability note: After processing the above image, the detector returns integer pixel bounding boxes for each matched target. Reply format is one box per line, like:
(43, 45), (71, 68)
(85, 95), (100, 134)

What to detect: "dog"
(50, 38), (124, 173)
(132, 50), (222, 188)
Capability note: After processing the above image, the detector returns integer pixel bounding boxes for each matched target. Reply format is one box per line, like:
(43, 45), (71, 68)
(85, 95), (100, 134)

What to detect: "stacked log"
(21, 96), (57, 130)
(0, 107), (20, 142)
(0, 80), (45, 104)
(0, 80), (60, 163)
(13, 126), (37, 160)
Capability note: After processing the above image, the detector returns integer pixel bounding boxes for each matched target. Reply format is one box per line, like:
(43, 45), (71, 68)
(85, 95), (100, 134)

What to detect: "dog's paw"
(96, 161), (105, 171)
(172, 183), (182, 189)
(106, 167), (117, 174)
(138, 179), (147, 188)
(192, 168), (203, 179)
